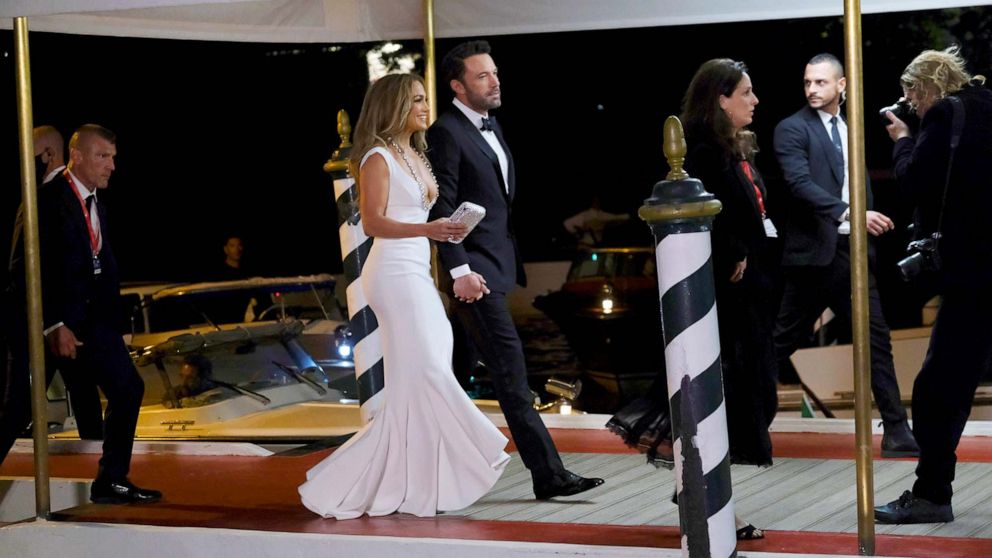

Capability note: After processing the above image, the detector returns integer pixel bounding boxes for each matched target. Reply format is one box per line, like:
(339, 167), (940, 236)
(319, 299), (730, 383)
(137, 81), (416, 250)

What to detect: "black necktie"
(480, 117), (493, 132)
(86, 194), (96, 212)
(829, 116), (844, 157)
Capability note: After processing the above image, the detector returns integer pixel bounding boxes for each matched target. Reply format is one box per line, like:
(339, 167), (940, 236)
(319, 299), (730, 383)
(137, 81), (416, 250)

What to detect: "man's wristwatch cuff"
(450, 264), (472, 279)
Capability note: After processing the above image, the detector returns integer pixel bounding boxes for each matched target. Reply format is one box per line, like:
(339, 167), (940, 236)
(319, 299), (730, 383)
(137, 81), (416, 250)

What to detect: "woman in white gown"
(299, 73), (510, 519)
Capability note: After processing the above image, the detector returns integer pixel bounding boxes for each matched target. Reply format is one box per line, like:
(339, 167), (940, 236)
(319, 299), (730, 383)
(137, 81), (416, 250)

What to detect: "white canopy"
(0, 0), (983, 43)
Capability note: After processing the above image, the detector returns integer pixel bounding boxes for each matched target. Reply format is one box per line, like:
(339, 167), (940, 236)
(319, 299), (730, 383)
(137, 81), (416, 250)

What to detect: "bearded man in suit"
(773, 54), (917, 457)
(427, 41), (603, 500)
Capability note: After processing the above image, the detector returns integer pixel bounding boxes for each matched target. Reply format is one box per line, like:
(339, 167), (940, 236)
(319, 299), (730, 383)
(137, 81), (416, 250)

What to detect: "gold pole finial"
(664, 116), (689, 181)
(324, 109), (353, 174)
(337, 110), (352, 149)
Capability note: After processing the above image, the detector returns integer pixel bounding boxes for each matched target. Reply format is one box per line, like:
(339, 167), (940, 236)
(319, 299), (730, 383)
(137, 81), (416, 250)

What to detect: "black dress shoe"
(875, 490), (953, 524)
(90, 478), (163, 504)
(533, 470), (604, 500)
(881, 420), (920, 458)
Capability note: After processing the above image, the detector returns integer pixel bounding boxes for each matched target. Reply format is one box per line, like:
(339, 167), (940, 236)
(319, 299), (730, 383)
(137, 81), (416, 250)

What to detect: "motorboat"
(44, 275), (368, 442)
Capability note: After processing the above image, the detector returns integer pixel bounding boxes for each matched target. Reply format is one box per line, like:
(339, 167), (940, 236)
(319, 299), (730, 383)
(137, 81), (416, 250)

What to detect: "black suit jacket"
(774, 106), (873, 266)
(684, 138), (769, 283)
(427, 108), (525, 293)
(35, 174), (121, 332)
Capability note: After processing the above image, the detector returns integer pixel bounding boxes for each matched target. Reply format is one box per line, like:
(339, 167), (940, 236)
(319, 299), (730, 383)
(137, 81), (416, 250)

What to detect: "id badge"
(762, 217), (778, 239)
(92, 254), (102, 276)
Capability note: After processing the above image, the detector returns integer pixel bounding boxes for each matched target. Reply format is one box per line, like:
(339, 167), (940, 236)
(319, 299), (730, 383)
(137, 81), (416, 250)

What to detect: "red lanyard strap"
(64, 171), (101, 254)
(739, 161), (766, 218)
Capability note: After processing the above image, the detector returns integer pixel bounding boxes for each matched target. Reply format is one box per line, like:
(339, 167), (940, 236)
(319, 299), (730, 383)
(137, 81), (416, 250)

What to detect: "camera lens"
(897, 251), (924, 282)
(879, 99), (909, 125)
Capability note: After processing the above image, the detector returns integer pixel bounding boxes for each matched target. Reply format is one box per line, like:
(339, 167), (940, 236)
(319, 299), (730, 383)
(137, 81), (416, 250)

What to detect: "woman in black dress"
(608, 58), (779, 539)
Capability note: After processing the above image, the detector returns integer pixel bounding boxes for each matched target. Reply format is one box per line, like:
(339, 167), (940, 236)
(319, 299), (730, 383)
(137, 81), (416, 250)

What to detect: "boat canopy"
(0, 0), (982, 43)
(132, 319), (305, 366)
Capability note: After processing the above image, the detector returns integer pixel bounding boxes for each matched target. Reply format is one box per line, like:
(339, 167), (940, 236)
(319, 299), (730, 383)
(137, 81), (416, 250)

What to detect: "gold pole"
(423, 0), (437, 123)
(423, 0), (440, 284)
(842, 0), (875, 554)
(14, 16), (52, 520)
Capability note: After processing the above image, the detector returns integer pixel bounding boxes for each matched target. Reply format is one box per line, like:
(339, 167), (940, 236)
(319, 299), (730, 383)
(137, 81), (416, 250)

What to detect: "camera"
(896, 233), (942, 282)
(879, 98), (912, 125)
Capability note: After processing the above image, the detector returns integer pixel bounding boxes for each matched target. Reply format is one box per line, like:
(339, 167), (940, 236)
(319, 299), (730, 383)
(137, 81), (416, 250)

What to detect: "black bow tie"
(480, 117), (493, 132)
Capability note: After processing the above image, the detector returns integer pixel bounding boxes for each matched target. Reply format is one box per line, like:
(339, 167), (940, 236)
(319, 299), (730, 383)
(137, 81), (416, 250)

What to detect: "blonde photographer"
(876, 46), (992, 525)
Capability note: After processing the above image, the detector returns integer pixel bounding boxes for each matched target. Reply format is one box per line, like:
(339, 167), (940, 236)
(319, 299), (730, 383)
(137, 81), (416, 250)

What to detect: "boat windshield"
(131, 321), (343, 408)
(567, 250), (656, 282)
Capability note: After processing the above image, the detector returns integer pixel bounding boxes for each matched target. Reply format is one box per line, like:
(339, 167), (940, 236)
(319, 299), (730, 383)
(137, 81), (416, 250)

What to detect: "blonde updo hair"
(900, 46), (986, 106)
(349, 73), (427, 183)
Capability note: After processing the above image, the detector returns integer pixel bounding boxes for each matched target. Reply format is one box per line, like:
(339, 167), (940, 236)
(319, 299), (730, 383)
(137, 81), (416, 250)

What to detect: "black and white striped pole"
(640, 117), (735, 558)
(324, 109), (385, 423)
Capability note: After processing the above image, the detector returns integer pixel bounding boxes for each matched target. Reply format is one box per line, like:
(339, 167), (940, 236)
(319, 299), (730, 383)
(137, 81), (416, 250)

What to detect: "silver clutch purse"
(448, 201), (486, 243)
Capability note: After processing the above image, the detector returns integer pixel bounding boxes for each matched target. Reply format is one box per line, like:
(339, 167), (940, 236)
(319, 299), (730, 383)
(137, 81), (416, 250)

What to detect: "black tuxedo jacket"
(774, 106), (873, 266)
(35, 174), (121, 332)
(427, 108), (525, 293)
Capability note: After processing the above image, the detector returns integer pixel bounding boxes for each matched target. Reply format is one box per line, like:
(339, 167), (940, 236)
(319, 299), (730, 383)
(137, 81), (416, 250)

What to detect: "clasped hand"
(453, 272), (490, 303)
(425, 218), (468, 243)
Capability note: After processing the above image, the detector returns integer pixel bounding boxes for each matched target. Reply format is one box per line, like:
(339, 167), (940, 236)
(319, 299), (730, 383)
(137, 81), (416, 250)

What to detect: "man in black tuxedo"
(428, 41), (603, 500)
(31, 124), (160, 503)
(773, 54), (917, 456)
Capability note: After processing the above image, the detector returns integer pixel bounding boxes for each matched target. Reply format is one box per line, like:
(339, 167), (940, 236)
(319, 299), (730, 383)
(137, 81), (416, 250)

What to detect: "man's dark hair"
(808, 53), (845, 76)
(441, 40), (492, 86)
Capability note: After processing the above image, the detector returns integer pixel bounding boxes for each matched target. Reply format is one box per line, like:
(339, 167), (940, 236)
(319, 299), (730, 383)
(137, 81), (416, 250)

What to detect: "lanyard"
(739, 161), (766, 218)
(64, 170), (101, 254)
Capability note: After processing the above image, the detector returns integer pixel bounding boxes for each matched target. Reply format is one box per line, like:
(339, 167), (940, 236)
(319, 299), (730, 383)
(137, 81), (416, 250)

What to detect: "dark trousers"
(52, 322), (144, 481)
(0, 309), (104, 465)
(450, 291), (565, 481)
(911, 289), (992, 505)
(773, 238), (907, 424)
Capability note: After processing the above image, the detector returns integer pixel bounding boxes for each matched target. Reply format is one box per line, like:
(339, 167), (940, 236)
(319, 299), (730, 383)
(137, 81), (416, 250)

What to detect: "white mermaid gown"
(299, 146), (510, 519)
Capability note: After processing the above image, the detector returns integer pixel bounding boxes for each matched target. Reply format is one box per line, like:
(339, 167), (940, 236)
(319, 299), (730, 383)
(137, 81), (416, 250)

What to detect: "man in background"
(0, 125), (104, 467)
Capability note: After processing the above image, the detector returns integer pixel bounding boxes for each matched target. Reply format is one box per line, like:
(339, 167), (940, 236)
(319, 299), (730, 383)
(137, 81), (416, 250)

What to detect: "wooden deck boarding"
(1, 427), (991, 557)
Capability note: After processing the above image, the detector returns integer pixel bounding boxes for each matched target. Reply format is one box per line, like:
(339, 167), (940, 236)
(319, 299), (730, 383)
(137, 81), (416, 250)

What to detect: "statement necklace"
(387, 137), (438, 211)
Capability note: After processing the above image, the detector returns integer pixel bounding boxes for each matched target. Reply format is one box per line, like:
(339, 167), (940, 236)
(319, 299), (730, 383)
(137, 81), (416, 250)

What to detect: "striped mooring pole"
(324, 109), (385, 423)
(640, 116), (736, 558)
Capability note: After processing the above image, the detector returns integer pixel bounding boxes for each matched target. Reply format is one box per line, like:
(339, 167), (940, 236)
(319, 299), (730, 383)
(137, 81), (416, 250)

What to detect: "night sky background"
(2, 6), (990, 327)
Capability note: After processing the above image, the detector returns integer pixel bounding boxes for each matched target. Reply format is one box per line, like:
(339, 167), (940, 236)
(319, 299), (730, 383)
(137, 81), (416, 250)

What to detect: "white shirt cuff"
(450, 264), (472, 279)
(43, 322), (64, 337)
